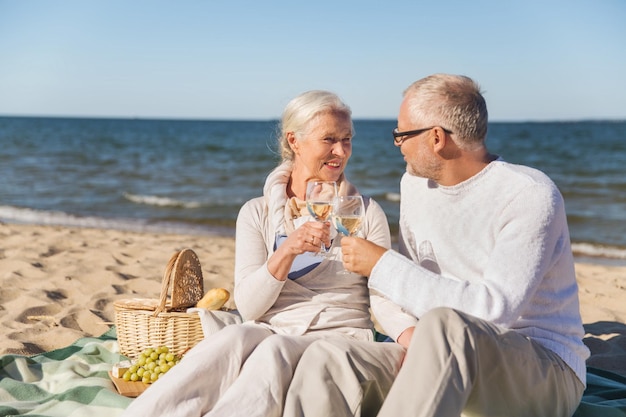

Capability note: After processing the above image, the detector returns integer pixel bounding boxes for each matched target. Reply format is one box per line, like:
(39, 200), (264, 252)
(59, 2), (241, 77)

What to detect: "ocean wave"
(123, 193), (202, 208)
(0, 205), (215, 235)
(385, 192), (401, 202)
(0, 205), (146, 230)
(571, 242), (626, 261)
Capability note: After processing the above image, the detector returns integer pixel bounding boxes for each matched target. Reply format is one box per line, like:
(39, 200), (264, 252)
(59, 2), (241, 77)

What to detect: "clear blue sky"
(1, 0), (624, 121)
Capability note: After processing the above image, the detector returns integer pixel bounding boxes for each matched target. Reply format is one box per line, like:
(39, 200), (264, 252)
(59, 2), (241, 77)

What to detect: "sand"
(1, 222), (625, 377)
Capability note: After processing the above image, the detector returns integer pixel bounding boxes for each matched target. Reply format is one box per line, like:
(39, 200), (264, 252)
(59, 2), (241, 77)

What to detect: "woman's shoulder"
(243, 195), (265, 207)
(237, 196), (266, 218)
(361, 195), (389, 225)
(362, 195), (383, 214)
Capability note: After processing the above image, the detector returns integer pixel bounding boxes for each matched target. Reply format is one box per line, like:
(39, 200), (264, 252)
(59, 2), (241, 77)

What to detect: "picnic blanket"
(1, 326), (626, 416)
(574, 367), (626, 416)
(0, 327), (131, 417)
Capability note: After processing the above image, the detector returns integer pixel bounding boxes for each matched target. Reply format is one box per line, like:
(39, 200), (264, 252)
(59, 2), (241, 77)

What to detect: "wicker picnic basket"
(114, 248), (205, 358)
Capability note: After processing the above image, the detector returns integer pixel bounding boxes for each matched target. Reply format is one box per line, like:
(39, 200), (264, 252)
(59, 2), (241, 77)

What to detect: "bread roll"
(195, 288), (230, 310)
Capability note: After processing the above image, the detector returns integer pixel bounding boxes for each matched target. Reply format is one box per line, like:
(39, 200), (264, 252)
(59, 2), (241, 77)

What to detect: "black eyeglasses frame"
(392, 126), (453, 144)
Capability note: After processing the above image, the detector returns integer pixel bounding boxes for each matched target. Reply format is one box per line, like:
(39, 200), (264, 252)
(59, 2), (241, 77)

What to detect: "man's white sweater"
(369, 160), (589, 385)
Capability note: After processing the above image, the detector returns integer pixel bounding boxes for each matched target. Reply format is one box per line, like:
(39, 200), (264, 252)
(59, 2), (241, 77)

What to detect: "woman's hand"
(286, 220), (332, 255)
(267, 221), (331, 281)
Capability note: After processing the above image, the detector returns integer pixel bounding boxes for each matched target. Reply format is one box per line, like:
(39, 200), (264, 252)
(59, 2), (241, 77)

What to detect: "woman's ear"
(287, 132), (299, 154)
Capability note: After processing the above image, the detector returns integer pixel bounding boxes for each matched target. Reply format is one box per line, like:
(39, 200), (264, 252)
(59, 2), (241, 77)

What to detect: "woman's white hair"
(278, 90), (353, 161)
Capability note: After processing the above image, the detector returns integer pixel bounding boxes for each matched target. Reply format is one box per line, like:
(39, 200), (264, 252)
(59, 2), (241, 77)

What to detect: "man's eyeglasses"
(392, 126), (453, 145)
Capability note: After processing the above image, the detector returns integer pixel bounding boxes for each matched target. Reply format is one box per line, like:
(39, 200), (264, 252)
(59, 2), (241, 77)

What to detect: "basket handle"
(154, 250), (180, 315)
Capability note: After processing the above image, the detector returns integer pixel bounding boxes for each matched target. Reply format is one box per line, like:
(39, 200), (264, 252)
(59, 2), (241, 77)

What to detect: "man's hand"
(396, 326), (415, 349)
(340, 236), (387, 277)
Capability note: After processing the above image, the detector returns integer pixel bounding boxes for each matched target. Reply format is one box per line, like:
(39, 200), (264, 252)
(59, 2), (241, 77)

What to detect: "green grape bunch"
(122, 346), (182, 384)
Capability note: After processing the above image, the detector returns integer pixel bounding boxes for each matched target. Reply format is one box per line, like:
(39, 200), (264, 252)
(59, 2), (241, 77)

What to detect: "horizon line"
(1, 113), (625, 124)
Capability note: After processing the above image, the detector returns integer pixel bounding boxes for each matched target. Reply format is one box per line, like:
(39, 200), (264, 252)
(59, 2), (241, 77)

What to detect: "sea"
(1, 116), (625, 265)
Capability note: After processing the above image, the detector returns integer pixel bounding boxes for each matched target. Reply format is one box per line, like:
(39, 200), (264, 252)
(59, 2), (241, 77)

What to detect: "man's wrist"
(369, 248), (391, 281)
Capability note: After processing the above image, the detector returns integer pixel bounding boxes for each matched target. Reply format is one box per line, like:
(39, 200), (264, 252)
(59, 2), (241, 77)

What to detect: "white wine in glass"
(307, 201), (333, 221)
(305, 180), (338, 254)
(332, 195), (365, 274)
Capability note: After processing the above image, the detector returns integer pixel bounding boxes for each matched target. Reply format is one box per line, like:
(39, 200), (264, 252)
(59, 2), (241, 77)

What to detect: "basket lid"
(169, 248), (204, 309)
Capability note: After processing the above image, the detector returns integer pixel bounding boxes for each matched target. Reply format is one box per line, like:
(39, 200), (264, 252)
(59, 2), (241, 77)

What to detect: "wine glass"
(331, 195), (365, 274)
(305, 180), (338, 255)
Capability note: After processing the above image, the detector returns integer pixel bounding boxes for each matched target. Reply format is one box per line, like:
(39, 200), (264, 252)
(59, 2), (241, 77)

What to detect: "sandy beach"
(1, 222), (625, 377)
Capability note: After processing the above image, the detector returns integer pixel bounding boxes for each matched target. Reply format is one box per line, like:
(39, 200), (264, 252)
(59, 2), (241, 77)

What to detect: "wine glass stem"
(318, 219), (330, 256)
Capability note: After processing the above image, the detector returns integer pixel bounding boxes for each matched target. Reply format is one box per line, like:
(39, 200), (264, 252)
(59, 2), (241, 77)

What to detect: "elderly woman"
(121, 91), (412, 417)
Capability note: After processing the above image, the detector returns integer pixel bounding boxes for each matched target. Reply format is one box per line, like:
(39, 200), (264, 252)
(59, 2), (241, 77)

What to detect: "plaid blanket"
(0, 327), (132, 417)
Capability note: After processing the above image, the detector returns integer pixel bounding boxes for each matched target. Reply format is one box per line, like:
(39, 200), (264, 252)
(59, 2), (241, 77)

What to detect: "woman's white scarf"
(263, 161), (358, 236)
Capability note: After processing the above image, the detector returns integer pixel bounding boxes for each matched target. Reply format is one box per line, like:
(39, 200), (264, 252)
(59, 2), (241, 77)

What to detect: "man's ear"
(432, 127), (447, 153)
(434, 127), (461, 160)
